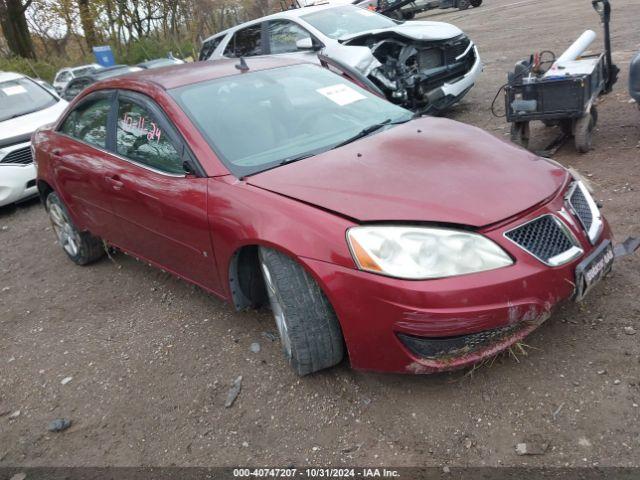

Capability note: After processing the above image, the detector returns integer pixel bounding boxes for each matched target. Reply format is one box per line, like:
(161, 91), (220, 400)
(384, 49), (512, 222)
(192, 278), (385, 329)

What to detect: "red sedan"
(34, 57), (617, 375)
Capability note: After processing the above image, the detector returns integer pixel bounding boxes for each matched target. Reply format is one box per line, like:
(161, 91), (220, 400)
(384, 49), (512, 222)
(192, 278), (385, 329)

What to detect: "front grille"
(505, 215), (575, 264)
(418, 48), (444, 69)
(0, 146), (33, 165)
(569, 185), (594, 232)
(398, 322), (523, 359)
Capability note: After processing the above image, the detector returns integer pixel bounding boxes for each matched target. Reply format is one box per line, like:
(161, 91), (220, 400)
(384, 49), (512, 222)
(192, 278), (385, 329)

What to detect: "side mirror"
(296, 38), (314, 51)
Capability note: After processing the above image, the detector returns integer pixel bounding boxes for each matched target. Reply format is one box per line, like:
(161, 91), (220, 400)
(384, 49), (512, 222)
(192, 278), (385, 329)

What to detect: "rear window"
(0, 77), (57, 122)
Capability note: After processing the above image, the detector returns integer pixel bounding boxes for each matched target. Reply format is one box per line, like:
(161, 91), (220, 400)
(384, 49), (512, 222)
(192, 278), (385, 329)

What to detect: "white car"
(0, 72), (68, 207)
(199, 4), (482, 113)
(52, 63), (103, 93)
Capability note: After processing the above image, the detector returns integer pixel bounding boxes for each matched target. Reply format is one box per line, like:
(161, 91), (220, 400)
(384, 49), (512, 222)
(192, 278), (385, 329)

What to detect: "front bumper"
(303, 180), (615, 374)
(427, 45), (483, 111)
(0, 163), (37, 207)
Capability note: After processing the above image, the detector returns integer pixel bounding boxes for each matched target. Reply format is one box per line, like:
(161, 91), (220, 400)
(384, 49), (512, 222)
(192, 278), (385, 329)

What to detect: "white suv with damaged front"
(0, 72), (68, 207)
(199, 4), (482, 114)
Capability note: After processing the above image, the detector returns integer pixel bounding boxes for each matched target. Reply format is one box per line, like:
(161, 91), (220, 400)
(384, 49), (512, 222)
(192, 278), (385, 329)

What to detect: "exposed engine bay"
(345, 33), (477, 113)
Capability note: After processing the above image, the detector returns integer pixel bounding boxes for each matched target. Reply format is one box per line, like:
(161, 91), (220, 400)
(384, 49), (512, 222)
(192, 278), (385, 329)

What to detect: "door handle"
(105, 175), (124, 190)
(52, 149), (62, 157)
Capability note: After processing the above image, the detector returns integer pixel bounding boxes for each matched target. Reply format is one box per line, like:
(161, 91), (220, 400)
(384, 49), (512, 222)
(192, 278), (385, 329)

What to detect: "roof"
(69, 63), (102, 72)
(203, 3), (342, 41)
(138, 58), (184, 69)
(0, 71), (25, 83)
(98, 56), (308, 91)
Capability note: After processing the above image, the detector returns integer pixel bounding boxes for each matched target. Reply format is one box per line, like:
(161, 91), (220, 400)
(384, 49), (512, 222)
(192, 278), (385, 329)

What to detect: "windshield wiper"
(331, 115), (418, 150)
(278, 152), (317, 167)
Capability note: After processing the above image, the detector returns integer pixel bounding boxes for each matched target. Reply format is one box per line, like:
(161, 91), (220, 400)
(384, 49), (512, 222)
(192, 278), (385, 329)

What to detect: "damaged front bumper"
(367, 39), (482, 113)
(424, 45), (482, 112)
(301, 181), (637, 374)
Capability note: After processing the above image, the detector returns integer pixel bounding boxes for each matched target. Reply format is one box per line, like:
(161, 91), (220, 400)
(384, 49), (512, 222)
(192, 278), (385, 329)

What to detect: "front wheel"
(259, 247), (344, 376)
(470, 0), (482, 6)
(457, 0), (471, 10)
(46, 192), (105, 265)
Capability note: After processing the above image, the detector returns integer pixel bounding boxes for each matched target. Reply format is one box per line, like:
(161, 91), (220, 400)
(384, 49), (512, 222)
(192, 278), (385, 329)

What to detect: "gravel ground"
(1, 0), (639, 468)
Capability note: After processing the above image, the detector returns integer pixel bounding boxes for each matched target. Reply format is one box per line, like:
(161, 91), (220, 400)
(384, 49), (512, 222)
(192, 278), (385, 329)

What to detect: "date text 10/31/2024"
(233, 468), (401, 478)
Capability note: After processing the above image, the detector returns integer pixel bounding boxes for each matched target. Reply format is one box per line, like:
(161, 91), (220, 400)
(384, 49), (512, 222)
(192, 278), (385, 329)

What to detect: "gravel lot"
(1, 0), (639, 468)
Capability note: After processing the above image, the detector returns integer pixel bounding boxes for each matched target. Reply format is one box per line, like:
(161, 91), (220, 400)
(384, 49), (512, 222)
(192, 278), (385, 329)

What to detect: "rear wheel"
(470, 0), (483, 6)
(259, 247), (344, 376)
(46, 192), (105, 265)
(510, 121), (530, 149)
(457, 0), (471, 9)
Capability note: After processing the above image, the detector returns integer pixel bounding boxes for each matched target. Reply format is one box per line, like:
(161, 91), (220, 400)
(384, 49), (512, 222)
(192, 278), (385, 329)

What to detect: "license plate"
(575, 240), (614, 301)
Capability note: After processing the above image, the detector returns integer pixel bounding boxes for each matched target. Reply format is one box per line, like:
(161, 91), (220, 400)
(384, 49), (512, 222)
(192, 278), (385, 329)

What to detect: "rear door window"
(59, 98), (111, 148)
(224, 24), (264, 58)
(199, 35), (224, 60)
(115, 97), (184, 175)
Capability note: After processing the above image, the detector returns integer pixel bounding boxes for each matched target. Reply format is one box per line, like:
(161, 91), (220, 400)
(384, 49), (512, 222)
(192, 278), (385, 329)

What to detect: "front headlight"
(347, 226), (513, 280)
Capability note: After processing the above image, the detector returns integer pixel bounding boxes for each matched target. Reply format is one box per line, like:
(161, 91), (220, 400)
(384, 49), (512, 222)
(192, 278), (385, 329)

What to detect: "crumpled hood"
(0, 99), (67, 145)
(341, 20), (464, 43)
(248, 117), (568, 228)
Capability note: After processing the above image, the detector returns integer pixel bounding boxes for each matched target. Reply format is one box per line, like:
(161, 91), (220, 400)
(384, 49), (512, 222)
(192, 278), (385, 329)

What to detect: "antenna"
(235, 57), (250, 72)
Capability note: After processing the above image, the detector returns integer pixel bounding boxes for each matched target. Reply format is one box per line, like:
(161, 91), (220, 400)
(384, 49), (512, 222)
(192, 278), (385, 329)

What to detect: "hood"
(248, 117), (568, 228)
(341, 21), (463, 43)
(0, 99), (68, 144)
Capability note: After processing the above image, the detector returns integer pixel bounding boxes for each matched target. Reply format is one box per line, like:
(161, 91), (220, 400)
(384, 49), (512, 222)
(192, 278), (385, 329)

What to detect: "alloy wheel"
(47, 198), (80, 257)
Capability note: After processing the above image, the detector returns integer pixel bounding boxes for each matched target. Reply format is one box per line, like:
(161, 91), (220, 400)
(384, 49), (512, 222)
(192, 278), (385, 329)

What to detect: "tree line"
(0, 0), (299, 63)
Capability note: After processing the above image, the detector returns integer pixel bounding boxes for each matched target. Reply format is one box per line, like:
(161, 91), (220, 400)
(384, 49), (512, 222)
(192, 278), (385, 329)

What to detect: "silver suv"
(199, 4), (482, 114)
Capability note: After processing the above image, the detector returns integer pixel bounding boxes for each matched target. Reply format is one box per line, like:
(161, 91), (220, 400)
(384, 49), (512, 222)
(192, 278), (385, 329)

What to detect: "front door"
(106, 91), (220, 293)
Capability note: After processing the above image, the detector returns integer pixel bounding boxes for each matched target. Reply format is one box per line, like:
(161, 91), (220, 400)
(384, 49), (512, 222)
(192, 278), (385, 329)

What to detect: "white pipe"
(557, 30), (597, 62)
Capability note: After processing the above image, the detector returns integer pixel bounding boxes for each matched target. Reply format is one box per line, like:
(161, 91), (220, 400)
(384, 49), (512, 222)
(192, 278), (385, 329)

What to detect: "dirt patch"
(1, 0), (639, 468)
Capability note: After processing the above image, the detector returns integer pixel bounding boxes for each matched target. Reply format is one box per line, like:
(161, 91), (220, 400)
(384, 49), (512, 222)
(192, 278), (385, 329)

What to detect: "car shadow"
(0, 197), (40, 219)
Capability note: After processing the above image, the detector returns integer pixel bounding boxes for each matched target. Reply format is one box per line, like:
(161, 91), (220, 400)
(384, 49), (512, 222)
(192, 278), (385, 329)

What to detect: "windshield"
(302, 6), (397, 40)
(0, 77), (57, 122)
(171, 64), (412, 177)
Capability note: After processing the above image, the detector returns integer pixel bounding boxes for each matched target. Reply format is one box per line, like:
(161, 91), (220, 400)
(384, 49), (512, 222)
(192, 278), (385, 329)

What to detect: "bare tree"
(0, 0), (36, 58)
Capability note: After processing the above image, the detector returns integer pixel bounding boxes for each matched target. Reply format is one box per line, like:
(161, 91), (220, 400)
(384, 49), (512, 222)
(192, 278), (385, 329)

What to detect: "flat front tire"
(46, 192), (105, 265)
(258, 247), (344, 376)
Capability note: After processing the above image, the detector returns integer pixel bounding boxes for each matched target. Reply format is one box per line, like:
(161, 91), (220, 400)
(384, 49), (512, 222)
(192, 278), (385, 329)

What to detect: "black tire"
(560, 119), (573, 136)
(510, 122), (530, 149)
(258, 247), (344, 376)
(470, 0), (482, 6)
(590, 105), (598, 127)
(457, 0), (471, 10)
(574, 108), (596, 153)
(46, 192), (105, 265)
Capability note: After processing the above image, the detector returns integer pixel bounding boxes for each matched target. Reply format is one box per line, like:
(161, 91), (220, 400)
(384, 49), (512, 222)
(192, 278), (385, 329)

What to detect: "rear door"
(53, 91), (126, 244)
(107, 90), (220, 292)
